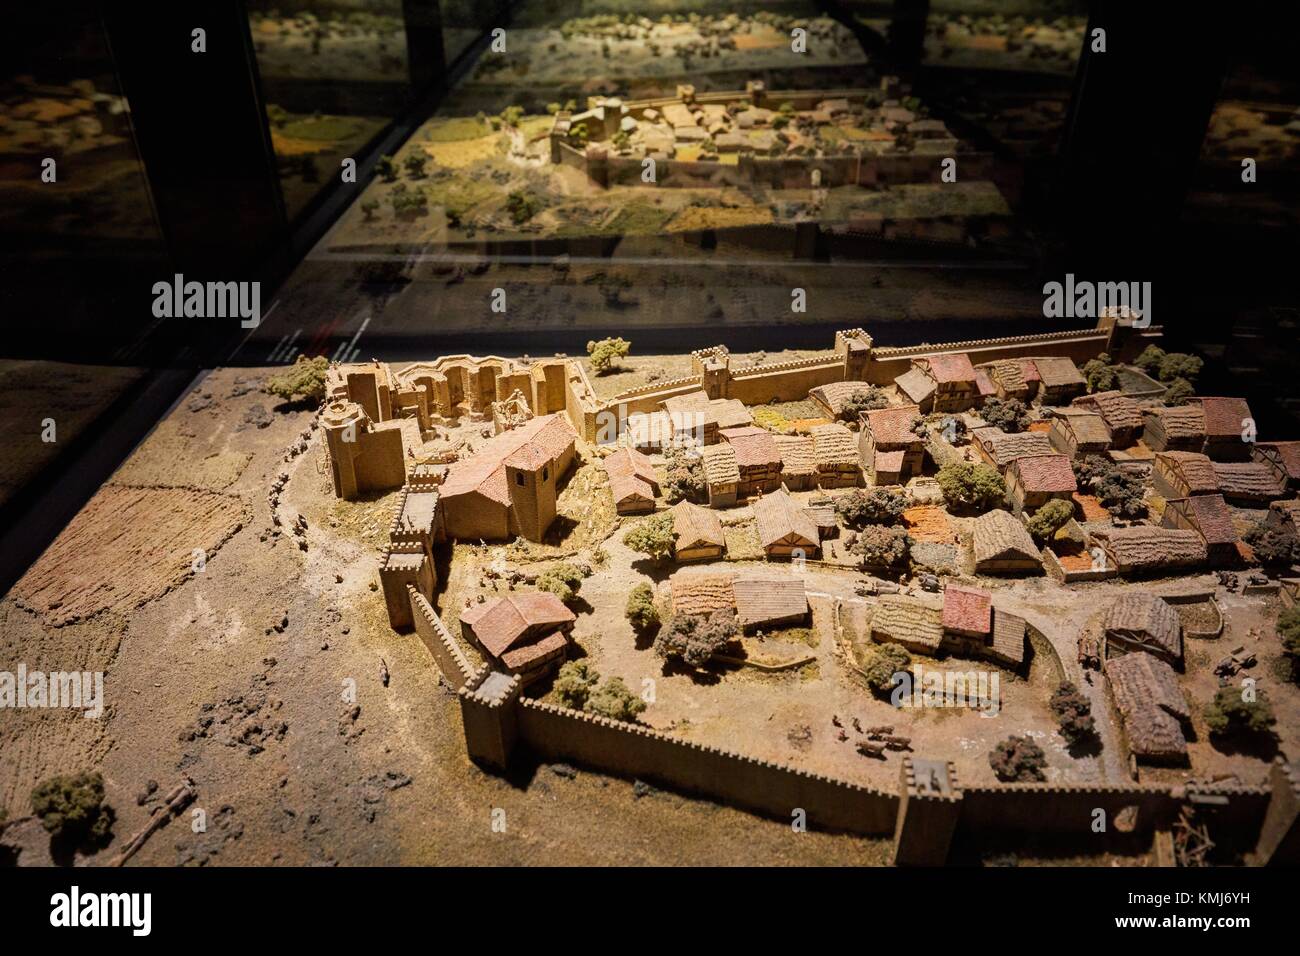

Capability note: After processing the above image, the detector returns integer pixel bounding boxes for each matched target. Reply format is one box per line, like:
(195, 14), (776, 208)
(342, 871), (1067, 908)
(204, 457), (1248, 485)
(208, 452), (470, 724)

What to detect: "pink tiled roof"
(863, 404), (922, 447)
(1198, 397), (1253, 439)
(943, 585), (992, 636)
(921, 353), (976, 384)
(974, 367), (997, 397)
(442, 414), (576, 505)
(720, 425), (781, 468)
(461, 592), (576, 658)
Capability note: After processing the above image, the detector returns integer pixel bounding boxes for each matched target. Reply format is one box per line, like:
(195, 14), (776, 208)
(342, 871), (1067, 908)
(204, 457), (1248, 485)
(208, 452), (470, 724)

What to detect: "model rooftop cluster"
(302, 311), (1300, 863)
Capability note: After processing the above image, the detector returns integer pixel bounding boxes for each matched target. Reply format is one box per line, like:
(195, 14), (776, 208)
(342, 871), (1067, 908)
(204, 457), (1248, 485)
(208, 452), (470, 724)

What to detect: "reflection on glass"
(248, 1), (411, 220)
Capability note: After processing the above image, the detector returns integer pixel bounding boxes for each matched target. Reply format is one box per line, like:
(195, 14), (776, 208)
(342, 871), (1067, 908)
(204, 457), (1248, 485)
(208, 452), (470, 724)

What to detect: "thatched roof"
(1073, 390), (1144, 432)
(1213, 462), (1287, 502)
(732, 577), (809, 629)
(1145, 406), (1206, 440)
(1157, 451), (1219, 494)
(752, 487), (819, 549)
(774, 434), (816, 476)
(1031, 356), (1086, 388)
(809, 380), (873, 417)
(1103, 594), (1183, 662)
(672, 500), (725, 550)
(700, 443), (740, 485)
(1051, 411), (1112, 447)
(972, 428), (1054, 469)
(1104, 652), (1190, 760)
(809, 422), (859, 467)
(1093, 526), (1207, 572)
(668, 574), (735, 617)
(991, 610), (1027, 666)
(871, 594), (945, 651)
(895, 367), (936, 406)
(972, 509), (1041, 566)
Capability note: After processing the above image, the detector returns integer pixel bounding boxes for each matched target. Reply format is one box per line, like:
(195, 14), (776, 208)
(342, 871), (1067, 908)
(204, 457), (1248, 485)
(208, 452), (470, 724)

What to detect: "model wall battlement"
(514, 696), (900, 833)
(407, 587), (475, 689)
(600, 318), (1159, 431)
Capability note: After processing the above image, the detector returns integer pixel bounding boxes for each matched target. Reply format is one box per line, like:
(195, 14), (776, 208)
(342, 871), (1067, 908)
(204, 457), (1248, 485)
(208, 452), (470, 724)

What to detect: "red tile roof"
(1198, 397), (1253, 439)
(460, 592), (576, 658)
(921, 353), (976, 384)
(863, 404), (922, 446)
(943, 585), (992, 636)
(1009, 454), (1078, 493)
(720, 425), (782, 468)
(973, 367), (996, 397)
(442, 414), (576, 505)
(1170, 494), (1237, 546)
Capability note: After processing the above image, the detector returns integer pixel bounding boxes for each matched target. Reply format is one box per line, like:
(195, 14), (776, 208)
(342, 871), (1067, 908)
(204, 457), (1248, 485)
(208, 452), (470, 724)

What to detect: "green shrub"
(622, 512), (675, 565)
(654, 608), (737, 668)
(1205, 686), (1275, 737)
(1026, 499), (1075, 543)
(265, 355), (329, 404)
(31, 772), (114, 847)
(587, 336), (631, 374)
(861, 642), (910, 695)
(625, 583), (660, 632)
(936, 461), (1006, 513)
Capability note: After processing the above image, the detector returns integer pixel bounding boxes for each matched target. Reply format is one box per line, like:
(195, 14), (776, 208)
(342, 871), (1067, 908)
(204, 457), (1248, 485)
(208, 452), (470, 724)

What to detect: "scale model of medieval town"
(5, 313), (1300, 867)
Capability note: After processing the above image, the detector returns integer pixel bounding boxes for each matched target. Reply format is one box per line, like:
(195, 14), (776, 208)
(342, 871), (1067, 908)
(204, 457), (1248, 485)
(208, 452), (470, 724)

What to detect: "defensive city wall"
(396, 583), (1297, 865)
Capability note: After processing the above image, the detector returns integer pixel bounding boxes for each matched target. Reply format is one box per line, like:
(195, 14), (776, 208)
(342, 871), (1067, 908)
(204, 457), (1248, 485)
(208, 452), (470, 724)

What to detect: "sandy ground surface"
(3, 357), (1294, 867)
(0, 366), (885, 866)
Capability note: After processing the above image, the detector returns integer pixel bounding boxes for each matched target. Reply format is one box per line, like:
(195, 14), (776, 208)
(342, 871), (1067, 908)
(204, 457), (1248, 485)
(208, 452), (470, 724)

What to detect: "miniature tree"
(1157, 352), (1203, 384)
(568, 123), (589, 147)
(989, 735), (1047, 782)
(1276, 606), (1300, 658)
(266, 103), (290, 128)
(1162, 377), (1195, 406)
(1134, 344), (1166, 376)
(505, 189), (542, 225)
(31, 771), (115, 849)
(838, 387), (890, 421)
(1025, 498), (1075, 543)
(980, 397), (1031, 433)
(403, 150), (428, 178)
(936, 461), (1006, 514)
(654, 607), (738, 668)
(585, 677), (646, 722)
(1081, 353), (1118, 393)
(861, 642), (911, 696)
(389, 183), (428, 218)
(1095, 467), (1145, 518)
(546, 102), (562, 115)
(1049, 681), (1096, 745)
(1072, 454), (1113, 489)
(1243, 523), (1300, 567)
(625, 583), (660, 633)
(849, 525), (911, 570)
(662, 447), (705, 504)
(265, 355), (330, 404)
(375, 154), (397, 182)
(1205, 686), (1276, 738)
(535, 563), (584, 606)
(554, 659), (599, 710)
(835, 488), (909, 528)
(622, 512), (675, 565)
(587, 336), (631, 375)
(360, 198), (380, 222)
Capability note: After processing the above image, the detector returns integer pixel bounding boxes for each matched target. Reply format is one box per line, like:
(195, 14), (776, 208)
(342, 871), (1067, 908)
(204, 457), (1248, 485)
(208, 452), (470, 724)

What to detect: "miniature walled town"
(7, 311), (1300, 866)
(288, 311), (1300, 865)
